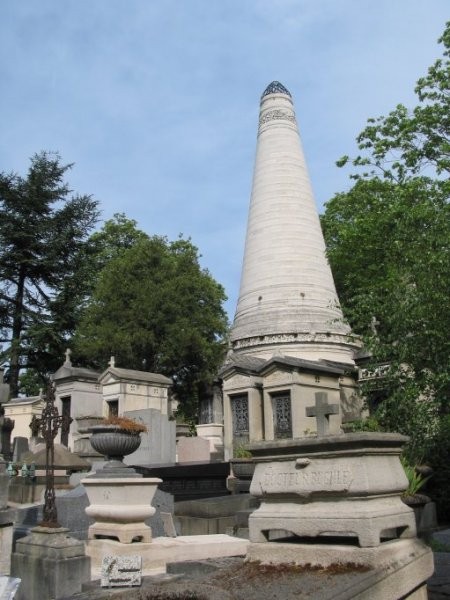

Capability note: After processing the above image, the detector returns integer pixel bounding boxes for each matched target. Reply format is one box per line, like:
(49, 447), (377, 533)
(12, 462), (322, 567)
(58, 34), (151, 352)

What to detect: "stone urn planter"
(75, 416), (104, 434)
(88, 417), (147, 477)
(89, 425), (142, 461)
(230, 458), (256, 480)
(82, 477), (162, 543)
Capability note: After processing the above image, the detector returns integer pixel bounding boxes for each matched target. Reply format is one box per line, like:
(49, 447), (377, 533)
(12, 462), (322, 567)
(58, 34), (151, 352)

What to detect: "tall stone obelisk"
(230, 81), (357, 366)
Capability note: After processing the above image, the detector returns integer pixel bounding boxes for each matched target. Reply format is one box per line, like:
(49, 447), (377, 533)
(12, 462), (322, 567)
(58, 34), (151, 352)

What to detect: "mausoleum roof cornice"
(52, 365), (100, 382)
(98, 366), (172, 386)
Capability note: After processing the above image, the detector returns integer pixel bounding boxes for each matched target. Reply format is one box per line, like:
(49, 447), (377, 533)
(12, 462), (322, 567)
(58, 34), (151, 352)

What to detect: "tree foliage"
(0, 152), (99, 397)
(73, 227), (228, 420)
(322, 23), (450, 467)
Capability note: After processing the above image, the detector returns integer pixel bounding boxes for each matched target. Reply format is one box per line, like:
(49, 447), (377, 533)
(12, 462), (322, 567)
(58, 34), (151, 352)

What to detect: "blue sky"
(1, 1), (448, 319)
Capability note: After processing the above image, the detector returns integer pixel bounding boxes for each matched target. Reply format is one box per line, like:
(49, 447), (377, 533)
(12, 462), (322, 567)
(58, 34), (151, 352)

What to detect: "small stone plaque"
(101, 555), (142, 588)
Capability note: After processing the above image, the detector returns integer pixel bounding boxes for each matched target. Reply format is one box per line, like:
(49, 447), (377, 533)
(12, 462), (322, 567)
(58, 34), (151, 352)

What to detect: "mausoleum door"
(272, 392), (292, 439)
(60, 396), (71, 447)
(108, 400), (119, 417)
(230, 393), (249, 445)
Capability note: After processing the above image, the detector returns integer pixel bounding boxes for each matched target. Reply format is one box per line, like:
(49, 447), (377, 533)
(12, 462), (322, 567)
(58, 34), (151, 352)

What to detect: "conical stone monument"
(231, 81), (357, 364)
(221, 82), (361, 459)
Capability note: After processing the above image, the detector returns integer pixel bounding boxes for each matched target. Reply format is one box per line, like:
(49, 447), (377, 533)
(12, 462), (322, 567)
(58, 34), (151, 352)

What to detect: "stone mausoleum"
(221, 82), (361, 458)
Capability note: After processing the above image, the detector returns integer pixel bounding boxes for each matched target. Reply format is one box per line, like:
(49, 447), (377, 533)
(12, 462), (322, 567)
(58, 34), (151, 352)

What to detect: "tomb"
(243, 394), (434, 598)
(214, 82), (362, 458)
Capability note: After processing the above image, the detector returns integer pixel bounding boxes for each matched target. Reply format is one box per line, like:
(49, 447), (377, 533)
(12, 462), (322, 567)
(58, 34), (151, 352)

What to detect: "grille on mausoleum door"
(272, 393), (292, 439)
(231, 394), (249, 443)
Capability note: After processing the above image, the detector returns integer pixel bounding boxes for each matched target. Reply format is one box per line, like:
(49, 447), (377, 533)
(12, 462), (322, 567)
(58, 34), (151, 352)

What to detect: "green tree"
(74, 235), (228, 420)
(0, 152), (99, 397)
(89, 213), (148, 272)
(337, 22), (450, 181)
(321, 23), (450, 460)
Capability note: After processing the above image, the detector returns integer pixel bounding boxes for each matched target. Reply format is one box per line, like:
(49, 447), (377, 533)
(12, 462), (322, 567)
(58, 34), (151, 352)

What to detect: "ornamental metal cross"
(36, 383), (72, 527)
(305, 392), (339, 437)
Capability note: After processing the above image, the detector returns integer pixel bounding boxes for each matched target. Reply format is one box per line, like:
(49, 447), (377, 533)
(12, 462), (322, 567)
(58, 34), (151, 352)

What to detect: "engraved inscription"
(259, 109), (296, 126)
(260, 463), (353, 495)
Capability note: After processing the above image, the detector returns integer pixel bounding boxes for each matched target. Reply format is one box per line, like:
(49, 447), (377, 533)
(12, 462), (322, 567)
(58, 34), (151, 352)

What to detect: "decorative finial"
(261, 81), (291, 98)
(108, 356), (116, 368)
(64, 348), (72, 367)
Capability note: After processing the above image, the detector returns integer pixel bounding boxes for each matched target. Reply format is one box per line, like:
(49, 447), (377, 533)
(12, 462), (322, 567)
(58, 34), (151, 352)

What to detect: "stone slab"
(177, 436), (210, 463)
(135, 461), (230, 501)
(0, 471), (10, 509)
(124, 409), (176, 465)
(86, 534), (249, 579)
(101, 555), (141, 587)
(175, 492), (258, 518)
(11, 438), (29, 464)
(0, 523), (13, 575)
(246, 539), (432, 600)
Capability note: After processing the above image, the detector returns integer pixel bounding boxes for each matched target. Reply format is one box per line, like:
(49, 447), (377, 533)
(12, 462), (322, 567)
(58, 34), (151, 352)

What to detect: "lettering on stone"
(260, 462), (353, 496)
(101, 555), (142, 588)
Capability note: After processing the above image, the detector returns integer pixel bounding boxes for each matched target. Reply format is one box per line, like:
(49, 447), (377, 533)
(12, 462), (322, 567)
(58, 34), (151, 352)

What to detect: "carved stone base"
(82, 477), (161, 544)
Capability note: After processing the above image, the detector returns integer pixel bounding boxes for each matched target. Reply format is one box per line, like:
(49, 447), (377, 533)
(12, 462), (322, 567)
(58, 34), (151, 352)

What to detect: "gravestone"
(177, 436), (210, 463)
(245, 432), (433, 599)
(124, 408), (176, 465)
(12, 438), (29, 464)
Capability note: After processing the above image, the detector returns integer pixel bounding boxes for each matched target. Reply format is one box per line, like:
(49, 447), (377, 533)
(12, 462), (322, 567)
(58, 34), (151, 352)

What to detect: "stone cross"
(306, 392), (339, 437)
(64, 348), (72, 366)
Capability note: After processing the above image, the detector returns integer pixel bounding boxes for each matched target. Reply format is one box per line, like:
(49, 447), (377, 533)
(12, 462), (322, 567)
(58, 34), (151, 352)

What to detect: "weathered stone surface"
(177, 436), (210, 463)
(101, 555), (141, 587)
(248, 433), (416, 548)
(230, 82), (357, 365)
(86, 534), (249, 580)
(0, 522), (13, 575)
(11, 527), (90, 600)
(124, 408), (176, 466)
(82, 477), (161, 544)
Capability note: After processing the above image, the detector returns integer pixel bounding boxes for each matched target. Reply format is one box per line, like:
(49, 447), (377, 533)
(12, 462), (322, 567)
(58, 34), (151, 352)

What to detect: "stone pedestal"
(10, 526), (90, 600)
(0, 508), (14, 575)
(196, 423), (224, 461)
(0, 460), (14, 575)
(244, 432), (434, 599)
(248, 433), (416, 547)
(82, 477), (161, 543)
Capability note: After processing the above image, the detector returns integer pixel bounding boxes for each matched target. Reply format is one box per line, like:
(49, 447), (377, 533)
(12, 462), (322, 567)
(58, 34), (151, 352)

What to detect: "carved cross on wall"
(306, 392), (339, 437)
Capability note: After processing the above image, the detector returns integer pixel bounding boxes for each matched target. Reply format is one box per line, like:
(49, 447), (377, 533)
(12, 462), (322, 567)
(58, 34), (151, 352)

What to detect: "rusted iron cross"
(35, 383), (72, 527)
